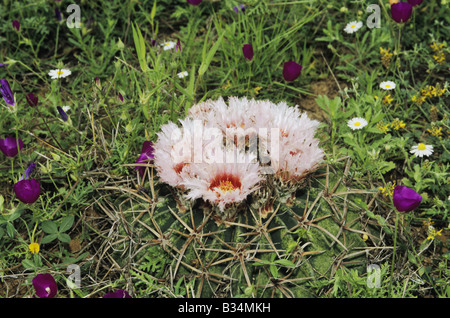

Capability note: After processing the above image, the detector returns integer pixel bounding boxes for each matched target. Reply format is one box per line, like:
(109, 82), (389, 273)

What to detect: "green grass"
(0, 0), (449, 298)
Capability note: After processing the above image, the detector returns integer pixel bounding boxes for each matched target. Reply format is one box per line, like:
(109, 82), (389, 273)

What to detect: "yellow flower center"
(218, 180), (236, 193)
(29, 242), (40, 254)
(351, 24), (356, 29)
(418, 143), (426, 151)
(210, 173), (241, 194)
(57, 70), (63, 75)
(354, 122), (361, 126)
(385, 84), (390, 88)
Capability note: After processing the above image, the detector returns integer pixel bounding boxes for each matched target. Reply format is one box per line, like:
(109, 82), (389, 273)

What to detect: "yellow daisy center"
(418, 143), (426, 151)
(57, 70), (63, 75)
(351, 24), (356, 29)
(385, 84), (390, 88)
(354, 122), (361, 126)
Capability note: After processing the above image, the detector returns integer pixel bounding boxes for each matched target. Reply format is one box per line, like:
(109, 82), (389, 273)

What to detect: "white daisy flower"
(347, 117), (368, 130)
(161, 41), (176, 51)
(48, 69), (71, 79)
(344, 21), (363, 34)
(410, 143), (433, 158)
(380, 81), (396, 90)
(177, 71), (188, 78)
(62, 105), (71, 112)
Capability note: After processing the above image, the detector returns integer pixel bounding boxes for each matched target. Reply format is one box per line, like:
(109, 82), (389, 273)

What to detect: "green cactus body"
(121, 170), (370, 298)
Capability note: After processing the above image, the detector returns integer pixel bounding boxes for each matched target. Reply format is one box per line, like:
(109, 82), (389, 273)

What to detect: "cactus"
(102, 160), (373, 298)
(99, 97), (378, 298)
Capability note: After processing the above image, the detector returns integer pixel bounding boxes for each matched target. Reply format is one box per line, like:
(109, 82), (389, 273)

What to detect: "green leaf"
(244, 285), (255, 296)
(58, 233), (72, 243)
(408, 251), (417, 265)
(6, 222), (15, 238)
(41, 233), (58, 244)
(198, 31), (224, 77)
(150, 1), (157, 21)
(22, 259), (36, 270)
(270, 264), (279, 278)
(274, 259), (296, 267)
(378, 161), (396, 174)
(131, 23), (148, 73)
(59, 215), (74, 233)
(41, 220), (58, 234)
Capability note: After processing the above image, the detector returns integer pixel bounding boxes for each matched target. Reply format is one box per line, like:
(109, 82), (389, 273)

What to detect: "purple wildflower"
(242, 44), (254, 61)
(12, 20), (20, 32)
(32, 274), (58, 298)
(233, 4), (246, 13)
(55, 8), (62, 21)
(282, 61), (302, 82)
(135, 141), (155, 176)
(390, 2), (413, 23)
(14, 178), (41, 204)
(0, 137), (24, 157)
(187, 0), (202, 5)
(407, 0), (424, 6)
(21, 163), (37, 180)
(0, 79), (15, 107)
(56, 106), (68, 122)
(393, 185), (422, 212)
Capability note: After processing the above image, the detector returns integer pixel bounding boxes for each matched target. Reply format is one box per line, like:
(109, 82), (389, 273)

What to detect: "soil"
(297, 77), (347, 122)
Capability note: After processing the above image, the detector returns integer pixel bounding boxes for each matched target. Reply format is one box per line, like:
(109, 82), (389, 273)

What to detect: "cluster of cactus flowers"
(111, 97), (376, 297)
(153, 97), (324, 223)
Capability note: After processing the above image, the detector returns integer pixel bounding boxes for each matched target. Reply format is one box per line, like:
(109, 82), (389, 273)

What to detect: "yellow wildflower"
(380, 47), (393, 69)
(376, 121), (390, 134)
(253, 86), (263, 95)
(430, 42), (444, 52)
(221, 80), (231, 90)
(430, 42), (446, 64)
(382, 94), (394, 105)
(411, 94), (426, 106)
(29, 242), (40, 254)
(391, 118), (406, 130)
(423, 218), (443, 240)
(427, 225), (443, 241)
(435, 85), (446, 97)
(421, 86), (434, 98)
(427, 126), (443, 136)
(379, 181), (395, 197)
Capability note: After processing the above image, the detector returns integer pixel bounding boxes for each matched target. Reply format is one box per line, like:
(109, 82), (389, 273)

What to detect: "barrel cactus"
(105, 97), (374, 298)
